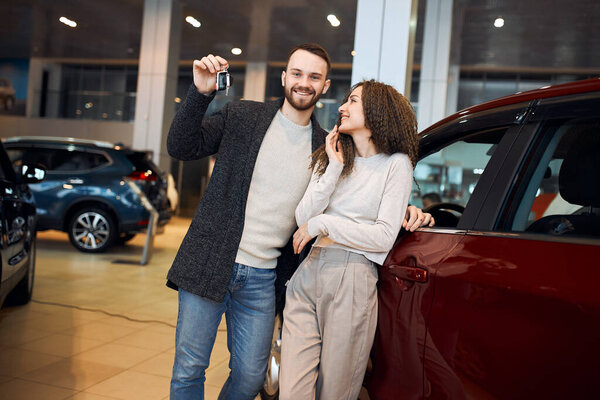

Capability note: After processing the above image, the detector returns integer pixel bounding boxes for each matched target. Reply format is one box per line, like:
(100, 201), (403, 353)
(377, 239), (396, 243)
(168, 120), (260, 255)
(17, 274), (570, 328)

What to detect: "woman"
(279, 79), (420, 399)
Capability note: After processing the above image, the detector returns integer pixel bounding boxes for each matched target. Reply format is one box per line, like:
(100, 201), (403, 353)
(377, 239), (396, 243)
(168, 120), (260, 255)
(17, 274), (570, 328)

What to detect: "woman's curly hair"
(310, 79), (419, 177)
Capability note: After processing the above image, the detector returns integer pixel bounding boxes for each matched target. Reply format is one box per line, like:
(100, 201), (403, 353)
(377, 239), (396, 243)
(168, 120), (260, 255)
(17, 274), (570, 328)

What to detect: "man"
(167, 43), (432, 399)
(422, 192), (442, 209)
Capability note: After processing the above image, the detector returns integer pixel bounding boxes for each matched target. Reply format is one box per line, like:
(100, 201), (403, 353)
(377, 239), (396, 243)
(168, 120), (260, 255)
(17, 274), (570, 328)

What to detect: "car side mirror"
(20, 163), (46, 184)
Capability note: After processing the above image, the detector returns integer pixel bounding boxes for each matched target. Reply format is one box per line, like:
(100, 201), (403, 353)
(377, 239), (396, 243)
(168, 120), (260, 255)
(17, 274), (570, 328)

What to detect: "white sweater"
(296, 153), (413, 265)
(236, 110), (313, 269)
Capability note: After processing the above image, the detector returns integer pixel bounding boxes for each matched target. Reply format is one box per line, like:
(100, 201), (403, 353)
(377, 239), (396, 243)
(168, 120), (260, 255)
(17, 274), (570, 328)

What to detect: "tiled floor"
(0, 217), (233, 400)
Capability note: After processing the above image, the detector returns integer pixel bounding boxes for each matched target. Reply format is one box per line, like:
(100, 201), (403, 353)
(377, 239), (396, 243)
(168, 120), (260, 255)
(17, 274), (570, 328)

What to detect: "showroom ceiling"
(0, 0), (599, 70)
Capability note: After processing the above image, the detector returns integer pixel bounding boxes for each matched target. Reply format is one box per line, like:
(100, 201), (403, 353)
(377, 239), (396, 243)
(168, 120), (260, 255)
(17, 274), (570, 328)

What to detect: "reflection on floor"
(0, 217), (233, 400)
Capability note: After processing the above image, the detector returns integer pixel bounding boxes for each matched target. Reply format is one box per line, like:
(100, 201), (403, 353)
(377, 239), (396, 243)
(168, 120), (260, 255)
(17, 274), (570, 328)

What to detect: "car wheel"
(6, 235), (36, 305)
(260, 312), (283, 400)
(68, 208), (116, 253)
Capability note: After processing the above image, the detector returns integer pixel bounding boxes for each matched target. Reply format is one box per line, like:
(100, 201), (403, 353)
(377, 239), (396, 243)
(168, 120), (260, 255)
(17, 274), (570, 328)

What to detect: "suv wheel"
(68, 208), (116, 253)
(6, 236), (36, 305)
(260, 312), (283, 400)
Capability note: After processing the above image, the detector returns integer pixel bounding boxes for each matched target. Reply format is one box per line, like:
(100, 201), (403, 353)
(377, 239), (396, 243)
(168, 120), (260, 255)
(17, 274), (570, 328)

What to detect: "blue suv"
(3, 137), (171, 253)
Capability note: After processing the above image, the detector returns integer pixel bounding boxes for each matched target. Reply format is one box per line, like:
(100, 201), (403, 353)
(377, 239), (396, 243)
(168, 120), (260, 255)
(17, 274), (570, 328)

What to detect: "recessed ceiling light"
(494, 17), (504, 28)
(231, 47), (242, 55)
(351, 50), (356, 56)
(59, 16), (77, 28)
(186, 16), (201, 28)
(327, 14), (340, 27)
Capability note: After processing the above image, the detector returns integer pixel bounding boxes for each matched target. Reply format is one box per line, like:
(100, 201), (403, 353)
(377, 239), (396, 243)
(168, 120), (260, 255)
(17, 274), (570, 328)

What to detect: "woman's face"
(338, 86), (367, 137)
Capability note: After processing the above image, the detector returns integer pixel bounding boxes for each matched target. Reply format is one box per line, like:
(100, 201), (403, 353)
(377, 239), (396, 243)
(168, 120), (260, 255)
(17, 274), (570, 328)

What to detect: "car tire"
(260, 312), (283, 400)
(68, 207), (117, 253)
(6, 235), (36, 306)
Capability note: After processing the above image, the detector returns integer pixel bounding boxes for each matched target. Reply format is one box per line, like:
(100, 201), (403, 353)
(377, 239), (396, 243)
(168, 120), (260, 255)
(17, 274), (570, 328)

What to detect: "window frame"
(488, 92), (600, 245)
(417, 101), (532, 230)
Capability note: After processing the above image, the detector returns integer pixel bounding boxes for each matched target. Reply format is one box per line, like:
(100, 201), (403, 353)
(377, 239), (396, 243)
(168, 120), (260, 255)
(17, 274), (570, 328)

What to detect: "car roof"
(422, 77), (600, 135)
(2, 136), (125, 150)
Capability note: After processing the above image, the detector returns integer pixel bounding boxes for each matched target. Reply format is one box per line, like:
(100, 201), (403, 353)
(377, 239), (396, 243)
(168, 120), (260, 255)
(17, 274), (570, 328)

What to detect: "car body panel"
(368, 79), (600, 399)
(425, 233), (599, 399)
(368, 230), (466, 400)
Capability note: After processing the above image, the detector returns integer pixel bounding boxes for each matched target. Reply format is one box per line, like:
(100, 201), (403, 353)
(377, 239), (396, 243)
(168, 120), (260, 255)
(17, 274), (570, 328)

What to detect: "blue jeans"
(170, 263), (276, 400)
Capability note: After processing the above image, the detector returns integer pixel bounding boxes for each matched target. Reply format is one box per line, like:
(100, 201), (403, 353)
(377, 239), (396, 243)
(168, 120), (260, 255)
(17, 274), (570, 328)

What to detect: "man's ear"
(322, 79), (331, 94)
(281, 71), (286, 87)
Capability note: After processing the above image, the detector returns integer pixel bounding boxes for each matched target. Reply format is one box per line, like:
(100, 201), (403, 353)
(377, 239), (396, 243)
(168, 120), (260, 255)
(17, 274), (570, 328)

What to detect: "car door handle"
(68, 178), (84, 184)
(388, 265), (429, 283)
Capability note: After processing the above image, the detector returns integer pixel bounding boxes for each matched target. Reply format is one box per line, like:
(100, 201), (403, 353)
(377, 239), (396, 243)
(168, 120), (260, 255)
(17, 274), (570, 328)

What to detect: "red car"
(368, 78), (600, 399)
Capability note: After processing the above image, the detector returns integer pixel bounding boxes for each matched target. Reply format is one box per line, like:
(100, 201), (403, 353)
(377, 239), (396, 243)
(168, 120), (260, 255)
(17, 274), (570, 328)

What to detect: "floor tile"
(62, 320), (138, 342)
(0, 378), (75, 400)
(84, 370), (170, 400)
(18, 333), (105, 357)
(130, 351), (174, 378)
(0, 348), (63, 377)
(71, 343), (159, 369)
(112, 329), (174, 352)
(67, 393), (119, 400)
(25, 358), (123, 391)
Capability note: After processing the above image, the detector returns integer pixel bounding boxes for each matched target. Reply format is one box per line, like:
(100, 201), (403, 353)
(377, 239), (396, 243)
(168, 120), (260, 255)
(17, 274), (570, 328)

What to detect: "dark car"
(3, 137), (171, 253)
(368, 78), (600, 399)
(0, 141), (45, 307)
(260, 78), (600, 400)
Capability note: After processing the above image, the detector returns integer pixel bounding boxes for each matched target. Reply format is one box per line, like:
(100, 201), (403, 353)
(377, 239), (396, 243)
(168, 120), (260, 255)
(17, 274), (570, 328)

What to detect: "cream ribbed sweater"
(296, 153), (413, 265)
(235, 110), (313, 268)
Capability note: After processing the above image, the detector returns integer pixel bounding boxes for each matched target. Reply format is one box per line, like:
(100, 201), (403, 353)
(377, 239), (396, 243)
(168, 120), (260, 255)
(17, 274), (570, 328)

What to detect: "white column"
(351, 0), (418, 97)
(133, 0), (181, 172)
(26, 58), (43, 118)
(417, 0), (453, 130)
(242, 0), (272, 101)
(243, 62), (268, 101)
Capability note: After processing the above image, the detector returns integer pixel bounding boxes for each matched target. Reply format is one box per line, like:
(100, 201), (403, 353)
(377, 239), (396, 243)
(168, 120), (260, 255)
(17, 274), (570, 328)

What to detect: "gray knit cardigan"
(166, 85), (327, 305)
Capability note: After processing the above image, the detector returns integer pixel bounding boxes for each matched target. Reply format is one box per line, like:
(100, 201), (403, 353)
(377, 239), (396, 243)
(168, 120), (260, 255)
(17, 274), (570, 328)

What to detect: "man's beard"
(284, 85), (323, 111)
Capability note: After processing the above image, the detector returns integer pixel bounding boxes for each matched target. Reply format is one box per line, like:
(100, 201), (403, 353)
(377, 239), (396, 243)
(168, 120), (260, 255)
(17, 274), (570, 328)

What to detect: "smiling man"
(166, 43), (430, 400)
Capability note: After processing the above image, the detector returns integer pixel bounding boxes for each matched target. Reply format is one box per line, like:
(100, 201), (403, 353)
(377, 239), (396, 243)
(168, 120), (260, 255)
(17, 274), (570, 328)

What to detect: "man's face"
(281, 49), (331, 111)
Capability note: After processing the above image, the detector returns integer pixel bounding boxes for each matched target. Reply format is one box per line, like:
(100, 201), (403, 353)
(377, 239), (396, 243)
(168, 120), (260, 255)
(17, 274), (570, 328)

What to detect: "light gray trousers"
(280, 247), (378, 400)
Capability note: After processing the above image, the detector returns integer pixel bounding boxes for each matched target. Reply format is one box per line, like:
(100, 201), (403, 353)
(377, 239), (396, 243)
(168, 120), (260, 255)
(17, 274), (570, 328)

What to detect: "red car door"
(423, 93), (600, 399)
(368, 102), (531, 399)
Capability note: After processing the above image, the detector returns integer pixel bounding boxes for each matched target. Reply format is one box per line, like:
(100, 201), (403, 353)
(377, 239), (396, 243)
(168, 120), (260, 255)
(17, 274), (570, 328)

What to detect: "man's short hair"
(422, 192), (442, 203)
(285, 43), (331, 75)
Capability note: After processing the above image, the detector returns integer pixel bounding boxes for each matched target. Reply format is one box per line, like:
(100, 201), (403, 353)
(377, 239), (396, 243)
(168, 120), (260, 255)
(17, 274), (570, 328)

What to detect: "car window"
(6, 148), (52, 170)
(509, 117), (600, 239)
(6, 147), (109, 172)
(413, 128), (507, 227)
(125, 151), (160, 174)
(52, 150), (109, 171)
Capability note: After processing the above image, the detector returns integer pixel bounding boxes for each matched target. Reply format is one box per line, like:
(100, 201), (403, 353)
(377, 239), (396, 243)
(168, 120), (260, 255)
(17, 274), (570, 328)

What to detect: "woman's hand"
(293, 223), (314, 254)
(325, 125), (344, 164)
(403, 205), (435, 232)
(192, 54), (229, 95)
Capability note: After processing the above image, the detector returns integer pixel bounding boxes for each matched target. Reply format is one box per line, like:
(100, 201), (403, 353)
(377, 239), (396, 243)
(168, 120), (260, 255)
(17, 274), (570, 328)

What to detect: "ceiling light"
(351, 50), (356, 56)
(327, 14), (340, 27)
(186, 16), (201, 28)
(494, 17), (504, 28)
(59, 16), (77, 28)
(231, 47), (242, 55)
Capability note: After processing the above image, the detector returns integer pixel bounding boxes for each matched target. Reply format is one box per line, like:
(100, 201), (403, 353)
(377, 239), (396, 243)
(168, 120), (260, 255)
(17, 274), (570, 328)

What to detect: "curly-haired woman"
(279, 79), (420, 399)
